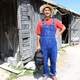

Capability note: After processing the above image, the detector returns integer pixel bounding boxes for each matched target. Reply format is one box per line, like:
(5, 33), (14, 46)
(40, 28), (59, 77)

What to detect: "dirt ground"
(0, 44), (80, 80)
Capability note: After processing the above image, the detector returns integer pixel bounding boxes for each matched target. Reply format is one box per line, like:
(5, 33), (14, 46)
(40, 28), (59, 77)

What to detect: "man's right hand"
(36, 35), (40, 52)
(36, 46), (40, 52)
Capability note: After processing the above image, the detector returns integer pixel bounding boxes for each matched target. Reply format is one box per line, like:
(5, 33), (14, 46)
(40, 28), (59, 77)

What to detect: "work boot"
(42, 75), (48, 80)
(51, 76), (57, 80)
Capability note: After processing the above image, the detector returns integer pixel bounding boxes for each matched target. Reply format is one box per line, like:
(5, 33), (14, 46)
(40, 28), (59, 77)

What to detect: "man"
(35, 4), (66, 80)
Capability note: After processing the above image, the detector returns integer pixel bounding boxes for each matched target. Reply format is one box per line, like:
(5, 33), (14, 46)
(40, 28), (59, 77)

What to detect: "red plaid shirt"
(35, 18), (64, 35)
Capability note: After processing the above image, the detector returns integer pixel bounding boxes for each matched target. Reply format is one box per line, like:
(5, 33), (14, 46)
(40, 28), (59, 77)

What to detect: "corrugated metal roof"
(42, 0), (80, 16)
(43, 0), (54, 4)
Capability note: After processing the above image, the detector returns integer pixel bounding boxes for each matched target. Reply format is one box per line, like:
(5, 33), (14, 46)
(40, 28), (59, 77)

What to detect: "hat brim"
(40, 4), (55, 13)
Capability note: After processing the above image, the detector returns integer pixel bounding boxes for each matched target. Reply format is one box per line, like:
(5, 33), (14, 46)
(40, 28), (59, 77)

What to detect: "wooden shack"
(0, 0), (80, 64)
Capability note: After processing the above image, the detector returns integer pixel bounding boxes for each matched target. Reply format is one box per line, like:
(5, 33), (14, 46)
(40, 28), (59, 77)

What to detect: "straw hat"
(40, 4), (55, 13)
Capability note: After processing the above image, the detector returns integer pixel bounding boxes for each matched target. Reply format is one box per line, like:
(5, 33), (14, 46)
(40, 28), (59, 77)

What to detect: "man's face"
(43, 7), (52, 17)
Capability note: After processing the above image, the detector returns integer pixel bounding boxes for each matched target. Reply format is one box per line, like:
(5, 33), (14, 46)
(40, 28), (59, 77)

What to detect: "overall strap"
(41, 18), (45, 25)
(51, 16), (55, 24)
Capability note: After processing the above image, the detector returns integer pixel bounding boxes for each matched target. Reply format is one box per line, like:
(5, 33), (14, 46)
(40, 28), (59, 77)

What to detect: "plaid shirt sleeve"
(35, 20), (42, 35)
(54, 18), (64, 30)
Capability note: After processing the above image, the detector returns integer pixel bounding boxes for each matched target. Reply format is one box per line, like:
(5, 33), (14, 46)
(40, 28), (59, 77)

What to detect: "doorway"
(62, 14), (71, 43)
(0, 0), (18, 63)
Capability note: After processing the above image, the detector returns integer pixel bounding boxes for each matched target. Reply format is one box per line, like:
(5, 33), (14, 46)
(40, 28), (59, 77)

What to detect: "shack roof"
(42, 0), (80, 17)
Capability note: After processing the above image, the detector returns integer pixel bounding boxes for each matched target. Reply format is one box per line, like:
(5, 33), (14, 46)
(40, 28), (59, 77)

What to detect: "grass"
(57, 48), (66, 69)
(7, 61), (36, 80)
(8, 68), (35, 80)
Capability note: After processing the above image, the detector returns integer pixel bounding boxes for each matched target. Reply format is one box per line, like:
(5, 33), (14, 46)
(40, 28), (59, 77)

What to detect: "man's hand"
(56, 32), (61, 38)
(36, 46), (40, 51)
(56, 25), (66, 38)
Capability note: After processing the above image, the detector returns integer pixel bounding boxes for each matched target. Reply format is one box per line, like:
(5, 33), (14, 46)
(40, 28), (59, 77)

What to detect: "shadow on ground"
(33, 66), (43, 79)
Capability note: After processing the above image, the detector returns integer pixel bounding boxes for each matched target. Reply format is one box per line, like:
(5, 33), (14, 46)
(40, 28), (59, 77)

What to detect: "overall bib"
(40, 18), (57, 76)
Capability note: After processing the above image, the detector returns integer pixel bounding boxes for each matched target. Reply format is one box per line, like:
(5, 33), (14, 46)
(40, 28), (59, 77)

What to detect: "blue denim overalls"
(40, 18), (57, 76)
